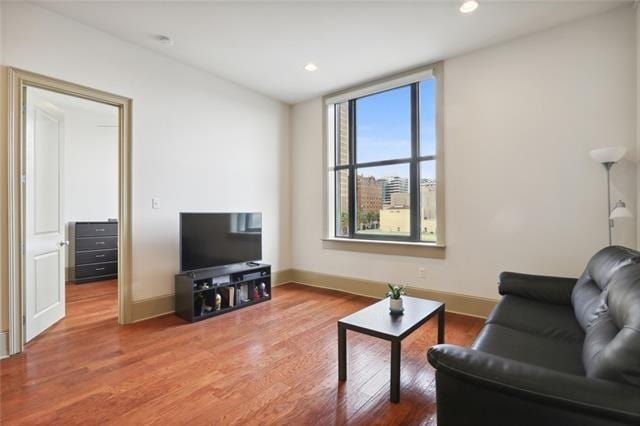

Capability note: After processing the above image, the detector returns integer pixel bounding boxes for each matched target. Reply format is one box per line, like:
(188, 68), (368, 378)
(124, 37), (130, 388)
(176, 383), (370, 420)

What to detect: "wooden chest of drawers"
(69, 221), (118, 284)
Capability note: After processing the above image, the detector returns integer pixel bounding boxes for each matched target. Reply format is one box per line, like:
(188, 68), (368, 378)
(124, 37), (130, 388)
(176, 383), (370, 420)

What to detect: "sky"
(355, 79), (436, 180)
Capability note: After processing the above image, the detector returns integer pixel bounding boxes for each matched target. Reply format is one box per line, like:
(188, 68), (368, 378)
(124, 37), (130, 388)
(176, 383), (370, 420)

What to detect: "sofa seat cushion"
(486, 295), (584, 344)
(472, 324), (585, 376)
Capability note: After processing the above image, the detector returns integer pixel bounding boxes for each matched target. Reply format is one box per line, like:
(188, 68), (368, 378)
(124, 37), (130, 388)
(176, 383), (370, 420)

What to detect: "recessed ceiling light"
(304, 63), (318, 72)
(459, 0), (479, 14)
(157, 35), (175, 46)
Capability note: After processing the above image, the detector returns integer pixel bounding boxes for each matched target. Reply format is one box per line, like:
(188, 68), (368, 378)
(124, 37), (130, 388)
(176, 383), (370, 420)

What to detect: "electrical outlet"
(418, 267), (426, 278)
(152, 197), (160, 209)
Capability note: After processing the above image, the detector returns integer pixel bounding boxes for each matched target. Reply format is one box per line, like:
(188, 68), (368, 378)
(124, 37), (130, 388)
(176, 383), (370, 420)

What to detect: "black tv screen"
(180, 212), (262, 272)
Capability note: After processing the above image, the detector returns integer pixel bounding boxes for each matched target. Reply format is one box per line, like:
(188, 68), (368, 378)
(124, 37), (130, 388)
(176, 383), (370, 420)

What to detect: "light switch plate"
(152, 198), (160, 209)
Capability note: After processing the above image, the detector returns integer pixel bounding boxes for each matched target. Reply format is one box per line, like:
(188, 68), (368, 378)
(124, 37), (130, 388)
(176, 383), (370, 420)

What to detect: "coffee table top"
(338, 296), (444, 341)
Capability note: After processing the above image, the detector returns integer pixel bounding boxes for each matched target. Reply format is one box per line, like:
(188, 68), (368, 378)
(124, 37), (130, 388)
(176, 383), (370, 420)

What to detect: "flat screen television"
(180, 212), (262, 272)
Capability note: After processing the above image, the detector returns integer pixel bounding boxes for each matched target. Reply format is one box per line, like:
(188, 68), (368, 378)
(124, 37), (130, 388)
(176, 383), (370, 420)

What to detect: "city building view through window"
(334, 78), (438, 243)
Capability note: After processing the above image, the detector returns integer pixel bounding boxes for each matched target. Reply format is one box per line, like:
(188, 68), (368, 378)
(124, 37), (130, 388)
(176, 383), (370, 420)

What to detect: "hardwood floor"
(0, 282), (483, 425)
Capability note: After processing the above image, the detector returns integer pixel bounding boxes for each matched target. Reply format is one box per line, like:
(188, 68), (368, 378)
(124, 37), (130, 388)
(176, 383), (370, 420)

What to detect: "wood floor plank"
(0, 281), (483, 425)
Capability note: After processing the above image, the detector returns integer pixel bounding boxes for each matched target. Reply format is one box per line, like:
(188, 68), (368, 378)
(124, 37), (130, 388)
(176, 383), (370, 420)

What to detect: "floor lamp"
(589, 146), (633, 246)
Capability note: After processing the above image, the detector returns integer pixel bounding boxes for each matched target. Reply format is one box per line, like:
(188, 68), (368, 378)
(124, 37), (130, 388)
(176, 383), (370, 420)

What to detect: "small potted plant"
(387, 284), (406, 315)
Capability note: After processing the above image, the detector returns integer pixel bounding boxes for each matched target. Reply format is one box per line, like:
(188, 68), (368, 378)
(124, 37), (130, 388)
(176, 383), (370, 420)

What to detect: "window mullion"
(348, 99), (356, 238)
(333, 105), (342, 236)
(334, 106), (340, 167)
(410, 83), (420, 242)
(352, 158), (412, 169)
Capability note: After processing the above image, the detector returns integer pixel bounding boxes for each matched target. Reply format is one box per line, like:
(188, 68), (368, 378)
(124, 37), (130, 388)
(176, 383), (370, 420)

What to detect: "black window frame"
(333, 81), (437, 242)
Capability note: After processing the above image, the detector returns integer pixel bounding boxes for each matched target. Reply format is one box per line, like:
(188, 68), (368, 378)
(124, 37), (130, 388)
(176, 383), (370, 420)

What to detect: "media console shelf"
(174, 263), (271, 322)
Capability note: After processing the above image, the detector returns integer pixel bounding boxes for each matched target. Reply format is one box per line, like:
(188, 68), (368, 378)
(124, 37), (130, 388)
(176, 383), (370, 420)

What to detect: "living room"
(1, 1), (639, 425)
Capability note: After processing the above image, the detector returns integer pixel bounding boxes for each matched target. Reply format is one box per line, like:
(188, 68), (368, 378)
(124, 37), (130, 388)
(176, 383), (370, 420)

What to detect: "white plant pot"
(389, 297), (404, 314)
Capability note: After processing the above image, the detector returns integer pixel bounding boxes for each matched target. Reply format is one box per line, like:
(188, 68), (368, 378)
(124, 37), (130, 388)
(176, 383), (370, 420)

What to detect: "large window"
(327, 66), (443, 245)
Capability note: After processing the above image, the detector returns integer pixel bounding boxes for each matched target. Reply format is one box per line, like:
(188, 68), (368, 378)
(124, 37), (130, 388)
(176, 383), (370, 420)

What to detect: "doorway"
(24, 87), (119, 342)
(7, 68), (133, 355)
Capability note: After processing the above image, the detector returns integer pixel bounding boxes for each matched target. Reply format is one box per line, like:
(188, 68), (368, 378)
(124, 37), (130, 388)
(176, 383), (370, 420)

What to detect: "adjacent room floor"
(0, 282), (483, 425)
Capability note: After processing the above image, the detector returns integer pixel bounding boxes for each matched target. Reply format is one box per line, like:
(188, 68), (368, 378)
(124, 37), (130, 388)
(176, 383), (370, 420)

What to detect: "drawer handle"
(96, 254), (105, 258)
(96, 267), (105, 271)
(95, 228), (105, 232)
(96, 241), (105, 245)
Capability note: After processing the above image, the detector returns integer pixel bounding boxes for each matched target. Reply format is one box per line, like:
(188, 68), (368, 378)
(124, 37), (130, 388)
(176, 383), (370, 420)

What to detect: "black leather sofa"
(427, 246), (640, 426)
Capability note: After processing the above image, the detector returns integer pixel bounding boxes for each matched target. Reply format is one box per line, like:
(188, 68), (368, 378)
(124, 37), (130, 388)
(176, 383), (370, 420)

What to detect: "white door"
(24, 91), (66, 342)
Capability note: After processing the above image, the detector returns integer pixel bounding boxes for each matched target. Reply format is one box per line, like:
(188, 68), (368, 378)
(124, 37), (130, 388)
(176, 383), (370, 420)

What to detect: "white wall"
(291, 6), (637, 300)
(0, 1), (291, 316)
(62, 107), (119, 224)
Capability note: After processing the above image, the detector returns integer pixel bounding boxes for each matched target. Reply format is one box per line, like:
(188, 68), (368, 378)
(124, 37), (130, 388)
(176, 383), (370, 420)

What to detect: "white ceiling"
(36, 1), (628, 104)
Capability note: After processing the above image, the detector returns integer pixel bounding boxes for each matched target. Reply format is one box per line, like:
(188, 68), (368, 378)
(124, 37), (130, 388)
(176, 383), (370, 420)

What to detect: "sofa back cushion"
(572, 246), (640, 330)
(582, 263), (640, 387)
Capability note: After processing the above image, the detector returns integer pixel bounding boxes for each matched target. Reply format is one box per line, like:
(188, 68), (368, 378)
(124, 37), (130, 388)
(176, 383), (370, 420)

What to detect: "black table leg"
(438, 306), (445, 344)
(390, 339), (401, 403)
(338, 324), (347, 381)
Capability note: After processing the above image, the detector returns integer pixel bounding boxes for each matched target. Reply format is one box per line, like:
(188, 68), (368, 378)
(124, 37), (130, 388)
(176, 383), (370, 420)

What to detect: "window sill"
(321, 238), (446, 259)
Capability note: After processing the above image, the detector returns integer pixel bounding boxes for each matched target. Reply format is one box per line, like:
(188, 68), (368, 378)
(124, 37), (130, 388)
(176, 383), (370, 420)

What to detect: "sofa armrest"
(427, 344), (640, 424)
(498, 271), (577, 304)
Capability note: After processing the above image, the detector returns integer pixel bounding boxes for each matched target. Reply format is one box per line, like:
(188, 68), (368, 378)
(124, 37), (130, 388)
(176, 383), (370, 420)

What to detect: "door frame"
(7, 67), (133, 355)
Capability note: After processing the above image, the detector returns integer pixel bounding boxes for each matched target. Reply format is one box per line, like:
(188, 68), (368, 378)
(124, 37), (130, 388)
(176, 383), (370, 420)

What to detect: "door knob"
(58, 241), (69, 247)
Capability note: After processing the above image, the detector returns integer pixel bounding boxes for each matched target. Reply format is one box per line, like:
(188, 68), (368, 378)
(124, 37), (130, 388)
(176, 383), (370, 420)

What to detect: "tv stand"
(174, 263), (271, 322)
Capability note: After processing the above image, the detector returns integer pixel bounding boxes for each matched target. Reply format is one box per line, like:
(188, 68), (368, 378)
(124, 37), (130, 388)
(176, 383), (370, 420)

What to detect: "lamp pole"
(604, 162), (613, 246)
(590, 147), (629, 247)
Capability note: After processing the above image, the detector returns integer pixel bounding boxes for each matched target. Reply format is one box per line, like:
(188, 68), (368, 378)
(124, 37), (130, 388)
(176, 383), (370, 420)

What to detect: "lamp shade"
(590, 146), (626, 164)
(610, 200), (633, 219)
